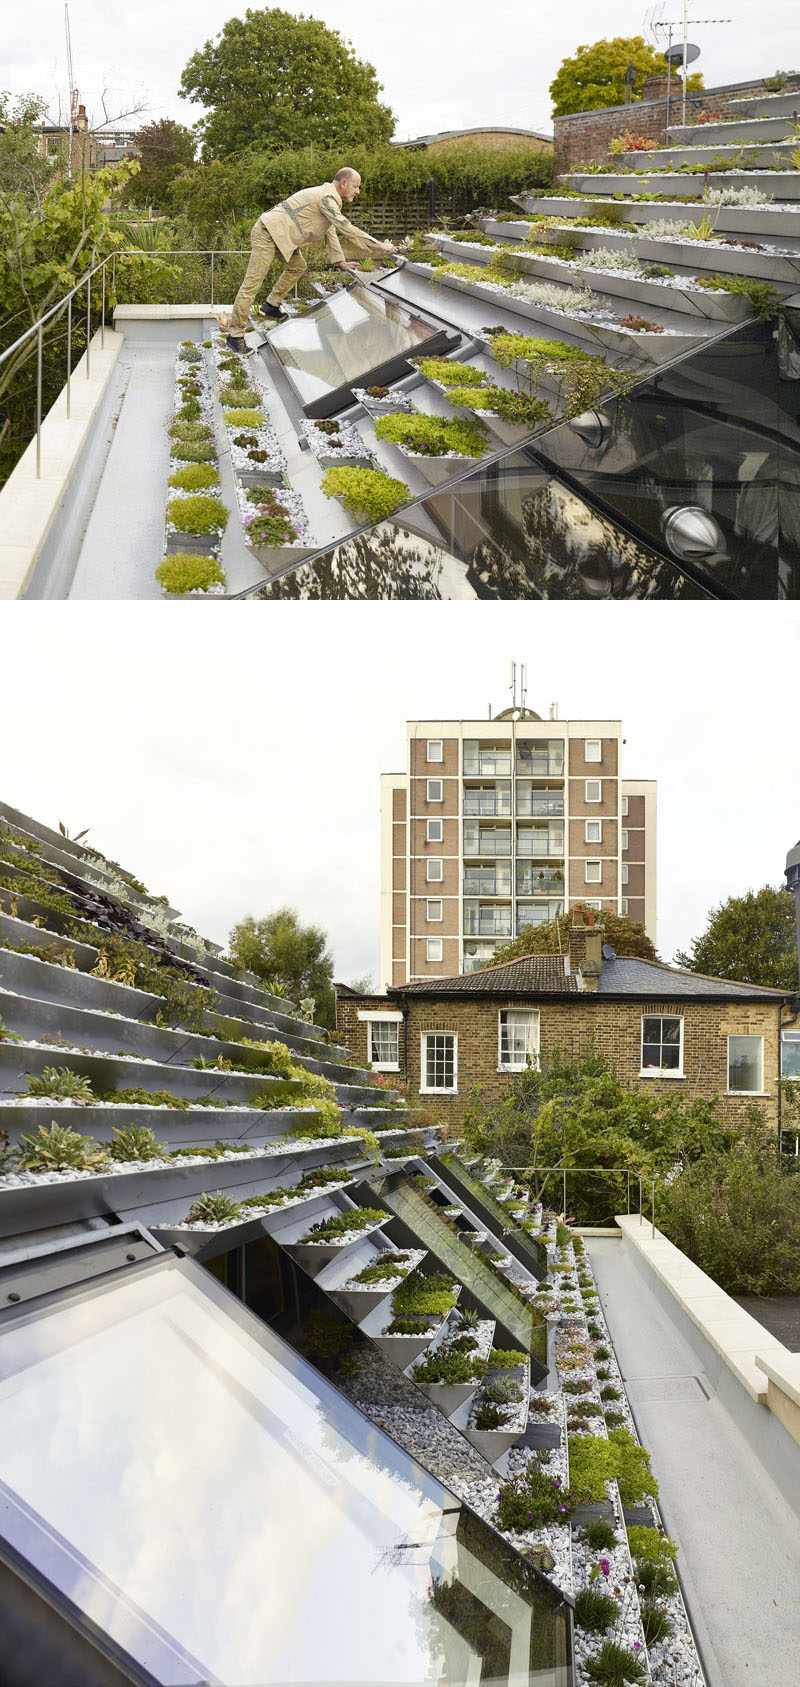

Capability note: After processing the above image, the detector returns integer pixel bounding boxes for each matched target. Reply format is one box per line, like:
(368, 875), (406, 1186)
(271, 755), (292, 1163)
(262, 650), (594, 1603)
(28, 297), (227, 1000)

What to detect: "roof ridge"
(611, 953), (789, 996)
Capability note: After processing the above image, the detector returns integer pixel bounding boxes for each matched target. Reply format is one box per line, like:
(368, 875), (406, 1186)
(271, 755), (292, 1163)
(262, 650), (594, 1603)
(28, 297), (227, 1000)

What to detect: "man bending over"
(226, 167), (397, 352)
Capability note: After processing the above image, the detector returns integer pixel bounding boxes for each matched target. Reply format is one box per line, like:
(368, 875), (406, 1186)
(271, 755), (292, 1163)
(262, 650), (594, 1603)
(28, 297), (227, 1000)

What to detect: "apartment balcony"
(463, 784), (512, 818)
(515, 825), (564, 858)
(463, 824), (512, 857)
(515, 745), (565, 777)
(517, 899), (565, 932)
(463, 903), (513, 938)
(462, 745), (513, 777)
(516, 865), (565, 896)
(463, 867), (512, 896)
(462, 941), (499, 971)
(515, 788), (565, 818)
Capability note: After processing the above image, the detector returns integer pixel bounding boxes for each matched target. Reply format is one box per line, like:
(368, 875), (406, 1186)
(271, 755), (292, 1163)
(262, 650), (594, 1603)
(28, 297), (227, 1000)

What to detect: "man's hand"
(338, 260), (361, 272)
(380, 241), (398, 255)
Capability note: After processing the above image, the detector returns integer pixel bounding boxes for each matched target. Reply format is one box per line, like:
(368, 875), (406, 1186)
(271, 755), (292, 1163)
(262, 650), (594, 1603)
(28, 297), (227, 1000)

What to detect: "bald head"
(334, 166), (361, 202)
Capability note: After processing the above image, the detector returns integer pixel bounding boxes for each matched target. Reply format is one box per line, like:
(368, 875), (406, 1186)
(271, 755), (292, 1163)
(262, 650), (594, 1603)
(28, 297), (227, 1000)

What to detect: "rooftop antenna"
(65, 4), (78, 180)
(650, 10), (731, 126)
(520, 663), (527, 711)
(509, 661), (517, 710)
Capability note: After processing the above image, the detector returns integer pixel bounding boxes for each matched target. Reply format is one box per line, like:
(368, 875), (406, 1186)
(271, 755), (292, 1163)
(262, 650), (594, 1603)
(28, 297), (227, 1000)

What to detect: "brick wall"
(553, 73), (800, 171)
(336, 988), (782, 1131)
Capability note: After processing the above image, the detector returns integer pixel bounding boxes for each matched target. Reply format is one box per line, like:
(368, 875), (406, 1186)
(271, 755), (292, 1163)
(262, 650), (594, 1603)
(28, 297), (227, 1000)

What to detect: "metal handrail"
(1, 248), (249, 479)
(497, 1163), (658, 1238)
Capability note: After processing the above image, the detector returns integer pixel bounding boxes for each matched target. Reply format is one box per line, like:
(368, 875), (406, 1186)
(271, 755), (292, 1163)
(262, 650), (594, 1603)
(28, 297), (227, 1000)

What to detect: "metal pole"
(652, 1181), (656, 1240)
(35, 322), (43, 479)
(665, 26), (673, 142)
(66, 295), (72, 419)
(682, 0), (688, 124)
(86, 273), (91, 379)
(210, 251), (215, 308)
(627, 1170), (631, 1215)
(562, 1168), (567, 1217)
(638, 1174), (643, 1224)
(101, 263), (105, 350)
(112, 253), (117, 295)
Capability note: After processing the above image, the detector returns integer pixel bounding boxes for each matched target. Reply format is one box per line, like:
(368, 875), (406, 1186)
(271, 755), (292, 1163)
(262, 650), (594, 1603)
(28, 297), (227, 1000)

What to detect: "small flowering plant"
(495, 1464), (579, 1533)
(245, 497), (300, 547)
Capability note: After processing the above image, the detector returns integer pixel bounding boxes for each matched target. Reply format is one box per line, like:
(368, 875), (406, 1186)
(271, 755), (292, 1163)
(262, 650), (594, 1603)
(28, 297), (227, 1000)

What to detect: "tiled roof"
(389, 951), (791, 1001)
(390, 954), (578, 996)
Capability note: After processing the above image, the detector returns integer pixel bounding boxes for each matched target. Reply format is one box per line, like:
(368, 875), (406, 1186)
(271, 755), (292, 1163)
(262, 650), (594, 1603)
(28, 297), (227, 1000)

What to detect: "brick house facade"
(337, 911), (797, 1132)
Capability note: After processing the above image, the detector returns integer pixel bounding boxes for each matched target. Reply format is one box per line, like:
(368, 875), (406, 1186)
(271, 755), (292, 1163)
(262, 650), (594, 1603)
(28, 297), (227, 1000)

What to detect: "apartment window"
(641, 1015), (683, 1076)
(498, 1009), (539, 1072)
(782, 1032), (800, 1079)
(585, 739), (602, 762)
(421, 1032), (457, 1093)
(622, 796), (629, 817)
(620, 897), (629, 916)
(426, 779), (443, 803)
(427, 739), (443, 763)
(621, 864), (629, 885)
(426, 819), (443, 843)
(367, 1019), (400, 1070)
(426, 859), (443, 882)
(584, 900), (602, 911)
(426, 938), (443, 963)
(426, 899), (443, 922)
(585, 861), (601, 883)
(585, 820), (602, 844)
(728, 1035), (764, 1094)
(621, 829), (629, 851)
(585, 780), (602, 803)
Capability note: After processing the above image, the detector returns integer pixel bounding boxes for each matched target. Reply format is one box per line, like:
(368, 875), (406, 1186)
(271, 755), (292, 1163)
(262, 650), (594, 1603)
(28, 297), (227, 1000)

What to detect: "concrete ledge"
(617, 1214), (783, 1402)
(0, 329), (124, 600)
(756, 1352), (800, 1447)
(113, 305), (232, 321)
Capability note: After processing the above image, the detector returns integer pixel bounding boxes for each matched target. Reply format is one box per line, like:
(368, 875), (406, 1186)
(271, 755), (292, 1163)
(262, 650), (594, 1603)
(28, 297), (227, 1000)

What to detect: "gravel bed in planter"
(351, 385), (415, 413)
(302, 417), (376, 467)
(340, 1246), (428, 1293)
(571, 1485), (650, 1683)
(228, 427), (286, 480)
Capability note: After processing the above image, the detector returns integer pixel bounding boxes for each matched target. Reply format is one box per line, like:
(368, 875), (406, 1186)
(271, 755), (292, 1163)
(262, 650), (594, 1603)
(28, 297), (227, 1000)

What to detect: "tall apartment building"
(380, 703), (656, 988)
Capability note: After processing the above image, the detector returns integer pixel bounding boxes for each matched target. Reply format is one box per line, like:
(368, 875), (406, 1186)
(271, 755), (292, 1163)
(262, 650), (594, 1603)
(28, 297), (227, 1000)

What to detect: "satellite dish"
(664, 42), (701, 65)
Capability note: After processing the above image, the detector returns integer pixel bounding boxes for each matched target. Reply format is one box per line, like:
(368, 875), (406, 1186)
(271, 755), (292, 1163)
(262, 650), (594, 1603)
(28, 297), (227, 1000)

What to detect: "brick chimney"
(75, 104), (88, 133)
(568, 904), (603, 991)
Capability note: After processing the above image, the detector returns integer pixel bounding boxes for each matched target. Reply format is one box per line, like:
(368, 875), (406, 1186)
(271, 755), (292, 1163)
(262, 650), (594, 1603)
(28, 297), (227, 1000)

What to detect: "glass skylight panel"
(268, 282), (443, 408)
(0, 1254), (568, 1685)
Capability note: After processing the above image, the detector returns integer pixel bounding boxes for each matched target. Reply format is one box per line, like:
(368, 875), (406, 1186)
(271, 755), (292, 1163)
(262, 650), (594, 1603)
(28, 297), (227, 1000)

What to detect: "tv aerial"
(644, 4), (731, 123)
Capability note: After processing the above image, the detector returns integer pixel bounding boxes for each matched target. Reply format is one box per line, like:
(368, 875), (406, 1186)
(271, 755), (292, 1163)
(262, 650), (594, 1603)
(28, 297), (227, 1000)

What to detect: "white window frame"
(426, 818), (443, 844)
(585, 860), (601, 884)
(358, 1010), (402, 1072)
(426, 898), (443, 922)
(427, 739), (443, 763)
(584, 899), (602, 911)
(426, 779), (443, 803)
(585, 780), (602, 803)
(426, 858), (443, 883)
(727, 1034), (764, 1095)
(498, 1008), (540, 1073)
(620, 897), (629, 916)
(640, 1014), (684, 1078)
(426, 938), (443, 963)
(621, 863), (629, 885)
(421, 1031), (458, 1094)
(781, 1030), (800, 1080)
(585, 819), (602, 844)
(585, 739), (602, 762)
(621, 829), (629, 851)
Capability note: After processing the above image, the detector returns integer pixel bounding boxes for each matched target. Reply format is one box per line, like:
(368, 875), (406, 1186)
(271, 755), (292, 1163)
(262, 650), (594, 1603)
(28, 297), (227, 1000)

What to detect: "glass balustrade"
(463, 903), (513, 937)
(463, 867), (512, 896)
(517, 901), (564, 932)
(515, 785), (565, 818)
(462, 743), (513, 776)
(516, 865), (565, 896)
(515, 827), (564, 858)
(463, 824), (512, 857)
(463, 784), (512, 817)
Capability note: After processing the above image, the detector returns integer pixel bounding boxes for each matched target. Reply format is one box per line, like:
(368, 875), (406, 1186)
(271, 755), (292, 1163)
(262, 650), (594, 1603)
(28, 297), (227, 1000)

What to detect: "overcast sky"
(6, 0), (798, 141)
(2, 604), (798, 985)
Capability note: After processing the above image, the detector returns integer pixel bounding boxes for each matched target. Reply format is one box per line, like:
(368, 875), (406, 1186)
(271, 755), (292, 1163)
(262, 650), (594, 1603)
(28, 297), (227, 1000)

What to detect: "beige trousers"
(228, 218), (309, 335)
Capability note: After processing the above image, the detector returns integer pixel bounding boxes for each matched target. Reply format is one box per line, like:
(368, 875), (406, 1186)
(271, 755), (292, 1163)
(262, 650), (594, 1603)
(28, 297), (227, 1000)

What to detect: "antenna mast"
(65, 5), (78, 180)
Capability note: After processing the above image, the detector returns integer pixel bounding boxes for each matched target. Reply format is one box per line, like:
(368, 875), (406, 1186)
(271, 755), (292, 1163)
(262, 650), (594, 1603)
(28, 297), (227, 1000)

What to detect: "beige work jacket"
(260, 183), (384, 265)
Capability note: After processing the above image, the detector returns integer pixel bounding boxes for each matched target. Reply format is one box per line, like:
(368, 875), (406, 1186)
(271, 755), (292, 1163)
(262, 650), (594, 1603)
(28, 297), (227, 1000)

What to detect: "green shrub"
(0, 1129), (18, 1172)
(600, 1384), (621, 1401)
(167, 464), (220, 492)
(414, 358), (489, 386)
(0, 1018), (22, 1044)
(185, 1191), (244, 1224)
(446, 384), (552, 428)
(352, 1253), (412, 1284)
(635, 1560), (679, 1598)
(245, 508), (299, 546)
(392, 1269), (459, 1320)
(641, 1600), (673, 1645)
(171, 439), (217, 462)
(413, 1347), (486, 1385)
(373, 410), (488, 458)
(473, 1398), (508, 1428)
(488, 1347), (526, 1368)
(569, 1430), (658, 1504)
(303, 1205), (385, 1242)
(168, 419), (213, 445)
(17, 1122), (109, 1172)
(25, 1066), (94, 1103)
(223, 408), (264, 426)
(583, 1519), (617, 1552)
(321, 465), (410, 522)
(483, 1375), (522, 1405)
(574, 1590), (618, 1634)
(660, 1142), (800, 1293)
(156, 553), (226, 595)
(584, 1641), (647, 1685)
(627, 1526), (677, 1566)
(220, 384), (260, 405)
(166, 495), (228, 535)
(102, 1086), (190, 1110)
(109, 1122), (166, 1162)
(496, 1464), (579, 1532)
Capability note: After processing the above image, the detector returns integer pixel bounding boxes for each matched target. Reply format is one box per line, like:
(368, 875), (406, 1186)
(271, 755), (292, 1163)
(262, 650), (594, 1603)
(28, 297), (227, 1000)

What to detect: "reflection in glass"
(267, 282), (444, 409)
(0, 1254), (570, 1685)
(432, 1154), (548, 1281)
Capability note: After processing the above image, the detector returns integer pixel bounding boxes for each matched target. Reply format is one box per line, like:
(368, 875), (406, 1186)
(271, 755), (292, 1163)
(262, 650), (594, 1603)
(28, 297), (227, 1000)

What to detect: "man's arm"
(320, 194), (396, 261)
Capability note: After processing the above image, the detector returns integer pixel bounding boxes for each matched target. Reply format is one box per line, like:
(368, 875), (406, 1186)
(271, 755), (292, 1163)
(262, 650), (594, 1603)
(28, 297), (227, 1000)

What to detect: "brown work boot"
(225, 334), (251, 354)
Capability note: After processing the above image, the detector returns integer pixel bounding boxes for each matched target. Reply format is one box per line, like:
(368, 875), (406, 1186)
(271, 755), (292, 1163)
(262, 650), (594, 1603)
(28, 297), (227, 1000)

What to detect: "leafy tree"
(229, 908), (336, 1025)
(549, 36), (702, 117)
(659, 1118), (800, 1294)
(675, 885), (798, 991)
(179, 9), (395, 160)
(490, 911), (657, 968)
(125, 118), (195, 211)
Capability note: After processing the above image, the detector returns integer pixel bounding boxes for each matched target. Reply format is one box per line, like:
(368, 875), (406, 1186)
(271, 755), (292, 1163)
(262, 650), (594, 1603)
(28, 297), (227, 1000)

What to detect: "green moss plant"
(373, 411), (488, 458)
(166, 495), (227, 535)
(223, 408), (264, 427)
(414, 358), (489, 386)
(321, 465), (410, 522)
(167, 464), (220, 492)
(171, 439), (217, 463)
(496, 1464), (579, 1532)
(303, 1206), (385, 1242)
(156, 553), (226, 596)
